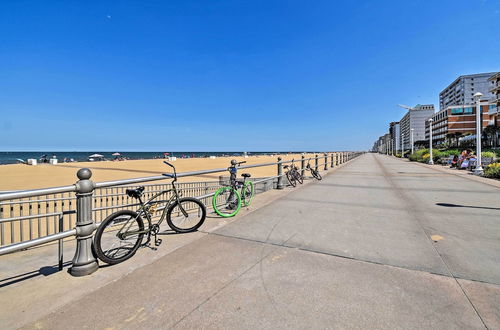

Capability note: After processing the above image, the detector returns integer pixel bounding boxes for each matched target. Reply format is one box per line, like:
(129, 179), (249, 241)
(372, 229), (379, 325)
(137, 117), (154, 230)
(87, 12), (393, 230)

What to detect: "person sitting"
(450, 155), (459, 168)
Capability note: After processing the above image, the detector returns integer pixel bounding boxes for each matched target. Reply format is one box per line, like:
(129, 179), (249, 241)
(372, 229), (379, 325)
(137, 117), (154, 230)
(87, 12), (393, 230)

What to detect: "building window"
(490, 104), (497, 110)
(464, 107), (473, 114)
(451, 108), (463, 114)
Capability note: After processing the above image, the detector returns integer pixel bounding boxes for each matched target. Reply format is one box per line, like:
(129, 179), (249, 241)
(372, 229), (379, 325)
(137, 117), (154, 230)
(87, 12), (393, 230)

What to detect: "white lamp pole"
(474, 92), (483, 175)
(429, 119), (434, 165)
(410, 128), (414, 154)
(401, 133), (405, 157)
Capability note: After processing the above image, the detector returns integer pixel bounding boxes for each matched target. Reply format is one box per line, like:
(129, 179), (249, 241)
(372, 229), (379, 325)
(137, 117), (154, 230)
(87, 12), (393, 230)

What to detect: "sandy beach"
(0, 153), (330, 191)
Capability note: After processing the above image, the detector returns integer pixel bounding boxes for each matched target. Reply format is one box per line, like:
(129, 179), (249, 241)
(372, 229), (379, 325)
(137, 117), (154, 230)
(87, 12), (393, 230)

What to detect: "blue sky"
(1, 0), (499, 151)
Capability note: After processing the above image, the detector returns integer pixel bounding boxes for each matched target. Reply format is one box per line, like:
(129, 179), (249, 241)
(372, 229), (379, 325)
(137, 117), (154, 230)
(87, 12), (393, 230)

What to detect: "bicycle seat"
(126, 186), (145, 199)
(241, 173), (251, 178)
(283, 165), (289, 169)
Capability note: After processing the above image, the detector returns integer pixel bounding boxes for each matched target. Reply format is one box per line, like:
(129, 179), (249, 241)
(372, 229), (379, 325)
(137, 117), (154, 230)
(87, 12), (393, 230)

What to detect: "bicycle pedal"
(155, 239), (163, 246)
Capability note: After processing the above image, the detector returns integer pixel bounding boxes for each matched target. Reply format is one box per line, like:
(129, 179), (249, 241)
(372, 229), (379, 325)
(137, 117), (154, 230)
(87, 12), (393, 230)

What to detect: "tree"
(483, 125), (500, 148)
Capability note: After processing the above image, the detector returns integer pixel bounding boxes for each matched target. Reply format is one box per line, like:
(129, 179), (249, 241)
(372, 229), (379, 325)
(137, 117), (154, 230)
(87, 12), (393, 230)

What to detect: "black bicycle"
(284, 159), (303, 187)
(94, 161), (207, 265)
(306, 161), (322, 180)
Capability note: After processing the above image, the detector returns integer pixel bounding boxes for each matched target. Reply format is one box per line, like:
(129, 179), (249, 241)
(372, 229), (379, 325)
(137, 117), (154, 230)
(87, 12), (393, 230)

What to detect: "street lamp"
(474, 92), (483, 175)
(410, 128), (414, 154)
(401, 133), (405, 157)
(429, 118), (434, 165)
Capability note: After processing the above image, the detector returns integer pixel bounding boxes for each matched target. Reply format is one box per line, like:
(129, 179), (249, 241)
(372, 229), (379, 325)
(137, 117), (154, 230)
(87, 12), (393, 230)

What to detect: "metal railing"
(0, 152), (363, 276)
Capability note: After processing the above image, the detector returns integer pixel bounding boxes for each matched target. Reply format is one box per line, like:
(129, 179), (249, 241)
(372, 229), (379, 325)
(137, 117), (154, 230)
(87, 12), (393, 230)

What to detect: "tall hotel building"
(399, 104), (435, 150)
(439, 72), (497, 110)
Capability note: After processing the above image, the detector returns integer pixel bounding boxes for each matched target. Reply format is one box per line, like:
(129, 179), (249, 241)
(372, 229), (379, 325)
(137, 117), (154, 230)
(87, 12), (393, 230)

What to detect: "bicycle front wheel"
(94, 210), (145, 265)
(167, 197), (207, 233)
(311, 169), (322, 180)
(242, 181), (254, 206)
(212, 186), (242, 217)
(286, 172), (296, 187)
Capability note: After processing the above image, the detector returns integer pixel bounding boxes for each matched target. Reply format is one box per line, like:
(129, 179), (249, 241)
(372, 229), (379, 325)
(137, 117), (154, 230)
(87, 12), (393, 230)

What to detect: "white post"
(401, 133), (405, 157)
(474, 92), (483, 175)
(410, 128), (414, 154)
(429, 119), (434, 165)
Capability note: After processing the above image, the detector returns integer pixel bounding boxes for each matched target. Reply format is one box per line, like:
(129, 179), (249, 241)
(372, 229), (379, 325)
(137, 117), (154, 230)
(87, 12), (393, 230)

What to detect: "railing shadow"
(0, 261), (72, 288)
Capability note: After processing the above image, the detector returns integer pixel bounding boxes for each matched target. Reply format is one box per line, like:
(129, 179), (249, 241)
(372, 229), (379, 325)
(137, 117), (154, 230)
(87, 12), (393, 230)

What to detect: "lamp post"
(429, 118), (434, 165)
(401, 133), (405, 157)
(474, 92), (484, 175)
(410, 128), (414, 154)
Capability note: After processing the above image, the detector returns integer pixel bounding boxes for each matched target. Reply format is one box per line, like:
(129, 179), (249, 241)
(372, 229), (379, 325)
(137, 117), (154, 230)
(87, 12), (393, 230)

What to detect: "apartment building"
(439, 72), (497, 110)
(424, 103), (492, 145)
(399, 104), (435, 150)
(488, 72), (500, 127)
(389, 122), (400, 152)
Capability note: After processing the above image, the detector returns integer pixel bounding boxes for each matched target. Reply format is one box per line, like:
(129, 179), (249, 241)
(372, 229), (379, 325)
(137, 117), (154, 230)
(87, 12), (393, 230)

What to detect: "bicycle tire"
(293, 170), (304, 184)
(212, 186), (242, 217)
(166, 197), (207, 233)
(286, 171), (296, 187)
(242, 181), (254, 206)
(311, 169), (322, 180)
(94, 210), (144, 265)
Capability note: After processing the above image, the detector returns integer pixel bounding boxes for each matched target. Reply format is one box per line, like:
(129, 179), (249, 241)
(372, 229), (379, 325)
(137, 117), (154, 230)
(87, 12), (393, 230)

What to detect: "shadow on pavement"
(0, 262), (71, 288)
(436, 203), (500, 211)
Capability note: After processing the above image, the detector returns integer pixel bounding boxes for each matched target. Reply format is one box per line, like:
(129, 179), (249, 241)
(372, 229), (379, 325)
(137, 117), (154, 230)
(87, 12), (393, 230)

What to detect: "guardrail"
(0, 152), (363, 277)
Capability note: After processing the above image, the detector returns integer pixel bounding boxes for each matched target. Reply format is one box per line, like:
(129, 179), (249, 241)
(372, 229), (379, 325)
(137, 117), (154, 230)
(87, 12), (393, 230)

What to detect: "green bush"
(483, 163), (500, 178)
(440, 149), (461, 157)
(481, 151), (496, 158)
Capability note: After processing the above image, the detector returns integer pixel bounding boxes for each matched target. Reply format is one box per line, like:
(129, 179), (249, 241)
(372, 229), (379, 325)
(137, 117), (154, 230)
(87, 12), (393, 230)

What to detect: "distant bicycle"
(212, 160), (254, 217)
(306, 161), (322, 180)
(94, 161), (206, 265)
(284, 159), (303, 187)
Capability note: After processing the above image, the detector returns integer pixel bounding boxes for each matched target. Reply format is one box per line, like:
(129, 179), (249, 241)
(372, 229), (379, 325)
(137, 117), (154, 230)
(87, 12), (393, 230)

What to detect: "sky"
(1, 0), (499, 152)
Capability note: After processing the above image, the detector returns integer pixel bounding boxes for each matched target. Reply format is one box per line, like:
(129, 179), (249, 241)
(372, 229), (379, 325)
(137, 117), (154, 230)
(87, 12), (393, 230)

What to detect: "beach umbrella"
(89, 154), (104, 158)
(112, 152), (121, 156)
(164, 152), (170, 155)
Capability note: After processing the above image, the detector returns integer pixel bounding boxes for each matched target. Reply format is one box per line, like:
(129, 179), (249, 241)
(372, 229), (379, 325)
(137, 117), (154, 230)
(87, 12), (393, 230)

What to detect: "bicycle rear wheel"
(242, 181), (254, 206)
(167, 197), (206, 233)
(293, 170), (304, 184)
(286, 171), (296, 187)
(311, 169), (322, 180)
(94, 210), (145, 265)
(212, 186), (241, 217)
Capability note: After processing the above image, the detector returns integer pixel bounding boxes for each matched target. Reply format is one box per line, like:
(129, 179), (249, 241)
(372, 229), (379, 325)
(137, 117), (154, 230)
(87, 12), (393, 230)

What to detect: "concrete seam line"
(387, 154), (500, 189)
(373, 154), (489, 329)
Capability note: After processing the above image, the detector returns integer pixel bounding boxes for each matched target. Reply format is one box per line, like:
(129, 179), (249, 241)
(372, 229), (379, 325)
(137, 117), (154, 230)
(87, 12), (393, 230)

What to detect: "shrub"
(481, 151), (496, 158)
(440, 149), (461, 157)
(483, 163), (500, 178)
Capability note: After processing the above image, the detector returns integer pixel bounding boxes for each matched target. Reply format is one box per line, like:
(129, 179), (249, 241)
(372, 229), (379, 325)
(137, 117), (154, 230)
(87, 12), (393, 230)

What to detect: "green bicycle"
(212, 160), (254, 217)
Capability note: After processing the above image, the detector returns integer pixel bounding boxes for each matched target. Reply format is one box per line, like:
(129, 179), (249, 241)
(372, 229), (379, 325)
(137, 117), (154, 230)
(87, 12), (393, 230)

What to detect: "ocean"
(0, 151), (296, 165)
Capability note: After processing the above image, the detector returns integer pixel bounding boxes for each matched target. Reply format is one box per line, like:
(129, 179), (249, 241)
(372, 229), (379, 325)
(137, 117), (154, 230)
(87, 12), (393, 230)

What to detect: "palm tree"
(483, 125), (499, 148)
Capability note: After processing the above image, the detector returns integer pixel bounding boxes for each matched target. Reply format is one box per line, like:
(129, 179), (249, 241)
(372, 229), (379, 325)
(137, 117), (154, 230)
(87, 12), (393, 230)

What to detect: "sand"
(0, 153), (334, 191)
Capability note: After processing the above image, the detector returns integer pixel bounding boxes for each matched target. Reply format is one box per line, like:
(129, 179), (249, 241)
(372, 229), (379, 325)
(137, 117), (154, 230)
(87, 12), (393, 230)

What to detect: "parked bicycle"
(212, 160), (254, 217)
(306, 161), (322, 180)
(284, 159), (303, 187)
(94, 161), (206, 265)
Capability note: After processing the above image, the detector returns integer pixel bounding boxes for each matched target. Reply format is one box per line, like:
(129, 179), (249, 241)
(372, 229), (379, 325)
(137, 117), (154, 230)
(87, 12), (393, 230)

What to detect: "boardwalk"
(5, 153), (500, 329)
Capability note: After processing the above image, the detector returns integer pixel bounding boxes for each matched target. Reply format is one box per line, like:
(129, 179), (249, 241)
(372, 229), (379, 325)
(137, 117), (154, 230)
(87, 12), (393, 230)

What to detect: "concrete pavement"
(3, 153), (500, 329)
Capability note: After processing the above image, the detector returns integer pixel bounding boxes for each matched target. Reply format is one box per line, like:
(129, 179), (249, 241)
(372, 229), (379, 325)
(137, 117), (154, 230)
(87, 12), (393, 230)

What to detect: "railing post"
(70, 168), (98, 277)
(301, 153), (306, 178)
(330, 153), (334, 168)
(314, 154), (319, 172)
(324, 153), (328, 171)
(276, 157), (284, 190)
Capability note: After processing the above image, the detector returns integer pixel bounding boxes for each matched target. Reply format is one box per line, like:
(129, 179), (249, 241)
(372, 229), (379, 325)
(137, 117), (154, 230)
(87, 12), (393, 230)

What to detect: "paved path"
(13, 154), (500, 329)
